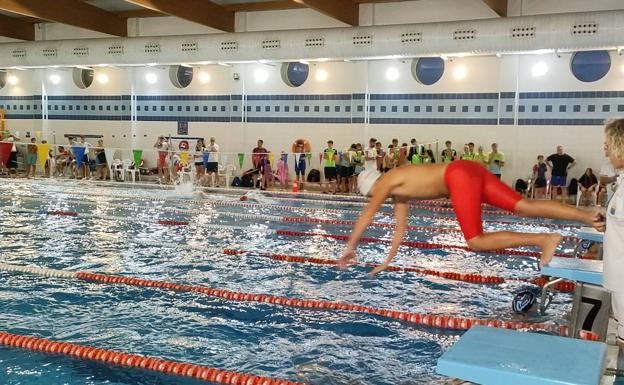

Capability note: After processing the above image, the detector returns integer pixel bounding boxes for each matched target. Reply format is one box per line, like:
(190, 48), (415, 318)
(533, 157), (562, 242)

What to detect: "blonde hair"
(605, 119), (624, 161)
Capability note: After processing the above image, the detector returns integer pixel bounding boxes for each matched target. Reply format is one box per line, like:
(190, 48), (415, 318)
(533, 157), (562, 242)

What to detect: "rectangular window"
(295, 106), (300, 112)
(573, 105), (581, 112)
(221, 106), (226, 112)
(91, 106), (95, 111)
(587, 105), (595, 112)
(177, 106), (182, 112)
(152, 106), (157, 111)
(61, 105), (66, 110)
(450, 106), (457, 113)
(559, 105), (566, 112)
(380, 106), (387, 112)
(426, 106), (432, 112)
(414, 106), (420, 112)
(545, 105), (553, 112)
(487, 105), (494, 113)
(68, 106), (73, 111)
(186, 106), (190, 112)
(203, 106), (208, 112)
(160, 106), (165, 111)
(285, 106), (290, 112)
(99, 106), (103, 111)
(213, 106), (218, 112)
(518, 105), (525, 112)
(462, 106), (468, 113)
(345, 106), (351, 113)
(602, 105), (610, 112)
(391, 106), (398, 113)
(618, 105), (624, 112)
(438, 106), (444, 113)
(246, 106), (251, 112)
(275, 106), (280, 112)
(335, 106), (341, 112)
(357, 105), (363, 112)
(314, 106), (320, 112)
(27, 105), (31, 110)
(304, 106), (310, 112)
(506, 105), (513, 112)
(531, 105), (538, 112)
(114, 106), (119, 111)
(233, 105), (238, 112)
(84, 105), (88, 110)
(265, 106), (270, 112)
(169, 106), (174, 112)
(474, 106), (481, 113)
(403, 106), (408, 113)
(194, 106), (199, 112)
(369, 106), (375, 112)
(324, 106), (330, 112)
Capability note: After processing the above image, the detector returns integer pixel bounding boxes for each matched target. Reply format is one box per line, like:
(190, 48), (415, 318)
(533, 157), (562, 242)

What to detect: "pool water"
(0, 180), (581, 385)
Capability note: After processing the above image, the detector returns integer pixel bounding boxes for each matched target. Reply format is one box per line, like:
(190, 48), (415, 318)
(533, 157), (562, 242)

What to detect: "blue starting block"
(437, 326), (607, 385)
(540, 257), (609, 341)
(577, 227), (604, 243)
(541, 257), (603, 286)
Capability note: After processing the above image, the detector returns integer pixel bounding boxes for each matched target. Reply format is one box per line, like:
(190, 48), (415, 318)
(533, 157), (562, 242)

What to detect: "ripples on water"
(0, 180), (578, 384)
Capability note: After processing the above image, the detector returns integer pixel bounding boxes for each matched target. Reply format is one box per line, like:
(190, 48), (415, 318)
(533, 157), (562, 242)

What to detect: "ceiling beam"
(125, 0), (234, 32)
(481, 0), (507, 17)
(224, 1), (305, 13)
(292, 0), (358, 25)
(0, 0), (127, 36)
(114, 8), (164, 18)
(0, 13), (34, 40)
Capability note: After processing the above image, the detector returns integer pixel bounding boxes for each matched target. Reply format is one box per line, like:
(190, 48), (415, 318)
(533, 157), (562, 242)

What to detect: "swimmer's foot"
(539, 233), (563, 268)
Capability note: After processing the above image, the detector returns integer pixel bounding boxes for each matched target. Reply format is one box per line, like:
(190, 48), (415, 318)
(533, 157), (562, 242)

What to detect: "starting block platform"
(437, 326), (608, 385)
(541, 257), (603, 286)
(577, 227), (604, 243)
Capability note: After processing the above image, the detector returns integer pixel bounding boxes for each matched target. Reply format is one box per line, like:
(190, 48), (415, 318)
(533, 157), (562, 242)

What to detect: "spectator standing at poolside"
(375, 141), (385, 172)
(441, 140), (457, 163)
(94, 139), (109, 180)
(78, 135), (92, 179)
(194, 138), (206, 179)
(460, 144), (475, 161)
(408, 139), (422, 164)
(487, 143), (505, 179)
(323, 140), (338, 194)
(474, 145), (488, 167)
(154, 136), (170, 184)
(398, 142), (409, 166)
(547, 145), (576, 200)
(206, 137), (220, 187)
(25, 137), (37, 178)
(4, 133), (20, 177)
(364, 138), (377, 171)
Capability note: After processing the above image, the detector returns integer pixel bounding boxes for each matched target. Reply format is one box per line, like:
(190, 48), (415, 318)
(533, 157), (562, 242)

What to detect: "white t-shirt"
(364, 146), (377, 170)
(206, 143), (219, 163)
(604, 177), (624, 292)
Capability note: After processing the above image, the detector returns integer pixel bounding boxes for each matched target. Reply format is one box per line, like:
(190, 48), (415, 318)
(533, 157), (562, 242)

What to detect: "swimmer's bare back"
(375, 163), (450, 201)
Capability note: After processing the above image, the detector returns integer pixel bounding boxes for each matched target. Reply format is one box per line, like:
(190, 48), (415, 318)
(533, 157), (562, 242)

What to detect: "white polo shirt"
(364, 146), (377, 170)
(604, 177), (624, 292)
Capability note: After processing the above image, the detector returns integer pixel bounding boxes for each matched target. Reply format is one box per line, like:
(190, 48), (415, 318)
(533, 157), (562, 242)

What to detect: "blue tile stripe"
(0, 92), (622, 125)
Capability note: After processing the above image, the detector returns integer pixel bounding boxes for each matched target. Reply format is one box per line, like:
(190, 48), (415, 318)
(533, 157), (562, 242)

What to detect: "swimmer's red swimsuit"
(444, 160), (522, 240)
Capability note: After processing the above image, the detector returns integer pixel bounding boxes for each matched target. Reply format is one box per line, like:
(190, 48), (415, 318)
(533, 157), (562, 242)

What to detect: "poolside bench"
(437, 326), (608, 385)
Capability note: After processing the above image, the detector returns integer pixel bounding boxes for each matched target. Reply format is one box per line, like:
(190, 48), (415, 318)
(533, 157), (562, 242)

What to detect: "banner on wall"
(0, 142), (12, 167)
(132, 149), (142, 166)
(37, 143), (50, 169)
(177, 121), (188, 135)
(72, 146), (86, 167)
(104, 148), (116, 167)
(238, 153), (244, 169)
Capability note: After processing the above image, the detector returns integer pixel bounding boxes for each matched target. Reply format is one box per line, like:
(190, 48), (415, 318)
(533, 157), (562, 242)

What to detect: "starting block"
(437, 326), (607, 385)
(540, 257), (609, 341)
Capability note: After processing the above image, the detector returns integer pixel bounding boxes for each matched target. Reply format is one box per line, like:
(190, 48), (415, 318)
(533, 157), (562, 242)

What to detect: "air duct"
(0, 10), (622, 68)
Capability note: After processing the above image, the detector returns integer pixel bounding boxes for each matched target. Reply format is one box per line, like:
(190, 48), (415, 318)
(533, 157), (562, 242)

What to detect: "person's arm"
(338, 180), (393, 268)
(369, 199), (408, 276)
(546, 155), (553, 169)
(567, 156), (576, 171)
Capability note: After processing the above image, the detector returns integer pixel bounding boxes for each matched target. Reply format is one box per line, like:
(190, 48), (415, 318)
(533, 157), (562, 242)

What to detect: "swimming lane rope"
(0, 262), (599, 341)
(1, 207), (568, 259)
(223, 249), (577, 293)
(0, 330), (306, 385)
(4, 195), (579, 242)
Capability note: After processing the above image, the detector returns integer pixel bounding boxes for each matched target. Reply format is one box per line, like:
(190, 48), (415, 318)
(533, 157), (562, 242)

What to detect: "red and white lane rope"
(6, 195), (580, 243)
(0, 262), (598, 340)
(6, 192), (579, 231)
(274, 230), (570, 259)
(1, 207), (570, 259)
(223, 249), (577, 293)
(0, 331), (306, 385)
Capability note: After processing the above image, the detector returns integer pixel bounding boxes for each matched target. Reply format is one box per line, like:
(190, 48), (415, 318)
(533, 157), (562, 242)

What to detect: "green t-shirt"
(488, 151), (505, 174)
(324, 148), (337, 167)
(460, 153), (475, 161)
(411, 153), (422, 164)
(441, 149), (456, 163)
(474, 153), (488, 165)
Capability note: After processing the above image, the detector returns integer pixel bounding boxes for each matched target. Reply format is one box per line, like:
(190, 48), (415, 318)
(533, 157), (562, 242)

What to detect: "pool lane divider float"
(5, 206), (569, 259)
(223, 249), (577, 293)
(5, 193), (578, 231)
(6, 195), (580, 241)
(0, 331), (306, 385)
(0, 262), (598, 341)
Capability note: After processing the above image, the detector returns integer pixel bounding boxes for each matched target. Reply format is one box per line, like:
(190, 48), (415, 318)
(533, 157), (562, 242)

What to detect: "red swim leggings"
(444, 160), (522, 241)
(158, 151), (167, 168)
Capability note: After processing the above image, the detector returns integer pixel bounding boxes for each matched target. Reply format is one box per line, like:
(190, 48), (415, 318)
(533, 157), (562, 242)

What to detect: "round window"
(0, 71), (6, 90)
(570, 51), (611, 82)
(72, 68), (94, 89)
(170, 65), (193, 88)
(412, 57), (445, 85)
(281, 62), (309, 87)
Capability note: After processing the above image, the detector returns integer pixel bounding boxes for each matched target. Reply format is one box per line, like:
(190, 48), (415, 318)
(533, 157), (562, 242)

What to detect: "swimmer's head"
(240, 195), (248, 201)
(512, 288), (540, 313)
(357, 168), (382, 197)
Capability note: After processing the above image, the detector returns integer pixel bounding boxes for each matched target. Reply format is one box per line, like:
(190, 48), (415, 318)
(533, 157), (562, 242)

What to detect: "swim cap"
(357, 168), (381, 196)
(511, 288), (539, 313)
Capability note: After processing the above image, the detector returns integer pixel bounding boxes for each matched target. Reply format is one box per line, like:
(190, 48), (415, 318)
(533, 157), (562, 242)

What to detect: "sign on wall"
(177, 121), (188, 135)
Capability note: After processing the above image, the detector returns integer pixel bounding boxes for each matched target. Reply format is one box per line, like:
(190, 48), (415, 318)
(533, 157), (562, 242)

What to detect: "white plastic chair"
(123, 159), (140, 183)
(110, 159), (124, 181)
(576, 184), (597, 207)
(218, 164), (237, 187)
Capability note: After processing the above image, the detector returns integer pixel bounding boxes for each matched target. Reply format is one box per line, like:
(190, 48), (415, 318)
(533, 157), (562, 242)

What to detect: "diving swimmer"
(338, 160), (603, 276)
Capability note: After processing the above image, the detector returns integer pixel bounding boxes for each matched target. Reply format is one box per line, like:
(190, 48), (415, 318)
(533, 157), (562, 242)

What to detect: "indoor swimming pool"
(0, 179), (583, 385)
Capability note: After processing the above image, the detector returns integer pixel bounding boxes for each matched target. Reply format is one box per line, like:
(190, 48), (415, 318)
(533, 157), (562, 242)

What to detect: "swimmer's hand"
(592, 210), (606, 232)
(337, 248), (357, 270)
(368, 263), (389, 277)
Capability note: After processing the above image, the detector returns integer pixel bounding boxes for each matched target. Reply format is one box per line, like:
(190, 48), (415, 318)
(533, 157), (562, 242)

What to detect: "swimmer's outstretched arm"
(338, 181), (393, 269)
(369, 200), (408, 276)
